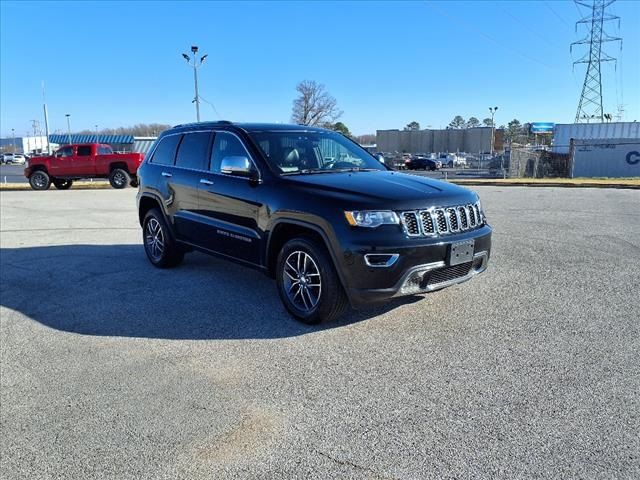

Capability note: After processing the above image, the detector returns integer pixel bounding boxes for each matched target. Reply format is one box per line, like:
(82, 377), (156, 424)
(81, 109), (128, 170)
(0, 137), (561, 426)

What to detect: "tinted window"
(151, 135), (181, 165)
(175, 132), (211, 170)
(210, 132), (251, 173)
(77, 145), (92, 156)
(58, 147), (73, 157)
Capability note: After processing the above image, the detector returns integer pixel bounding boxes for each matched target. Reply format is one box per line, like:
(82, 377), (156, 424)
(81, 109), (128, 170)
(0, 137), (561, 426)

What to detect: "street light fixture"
(489, 106), (498, 155)
(65, 114), (72, 145)
(182, 45), (207, 122)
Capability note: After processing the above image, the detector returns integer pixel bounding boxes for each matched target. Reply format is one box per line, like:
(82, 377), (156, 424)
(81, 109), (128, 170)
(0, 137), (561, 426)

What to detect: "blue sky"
(1, 0), (638, 137)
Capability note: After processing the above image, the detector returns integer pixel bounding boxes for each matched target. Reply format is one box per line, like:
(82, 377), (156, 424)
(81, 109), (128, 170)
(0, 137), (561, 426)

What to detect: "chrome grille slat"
(399, 202), (484, 238)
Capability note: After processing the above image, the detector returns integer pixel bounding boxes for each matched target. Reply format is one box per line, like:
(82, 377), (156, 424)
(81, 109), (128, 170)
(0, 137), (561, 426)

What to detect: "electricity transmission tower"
(571, 0), (622, 123)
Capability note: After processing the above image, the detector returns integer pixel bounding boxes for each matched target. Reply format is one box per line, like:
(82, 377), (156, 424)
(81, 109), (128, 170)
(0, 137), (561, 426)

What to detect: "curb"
(449, 181), (640, 190)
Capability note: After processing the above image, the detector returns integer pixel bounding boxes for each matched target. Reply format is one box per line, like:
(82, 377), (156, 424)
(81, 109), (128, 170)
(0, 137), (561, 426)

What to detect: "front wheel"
(29, 171), (51, 190)
(276, 237), (349, 324)
(109, 168), (130, 189)
(53, 179), (73, 190)
(142, 208), (184, 268)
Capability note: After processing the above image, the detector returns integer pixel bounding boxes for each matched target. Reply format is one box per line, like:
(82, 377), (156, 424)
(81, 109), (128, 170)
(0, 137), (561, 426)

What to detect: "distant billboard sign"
(531, 122), (555, 134)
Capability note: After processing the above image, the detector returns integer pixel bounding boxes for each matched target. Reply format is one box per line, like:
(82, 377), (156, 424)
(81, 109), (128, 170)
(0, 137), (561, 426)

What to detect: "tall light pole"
(489, 106), (498, 155)
(182, 45), (208, 122)
(11, 128), (15, 153)
(65, 114), (72, 145)
(95, 125), (99, 143)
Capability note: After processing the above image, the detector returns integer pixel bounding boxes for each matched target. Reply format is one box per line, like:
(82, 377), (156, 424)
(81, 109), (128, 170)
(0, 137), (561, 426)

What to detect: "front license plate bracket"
(449, 240), (475, 266)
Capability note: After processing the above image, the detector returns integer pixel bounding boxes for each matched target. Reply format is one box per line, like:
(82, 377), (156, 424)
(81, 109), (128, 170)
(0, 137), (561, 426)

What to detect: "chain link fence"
(509, 147), (571, 178)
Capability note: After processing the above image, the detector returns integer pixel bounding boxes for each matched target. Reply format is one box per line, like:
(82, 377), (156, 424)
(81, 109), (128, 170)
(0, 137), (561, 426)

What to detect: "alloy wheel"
(33, 172), (47, 188)
(145, 218), (165, 261)
(113, 171), (126, 187)
(283, 250), (322, 312)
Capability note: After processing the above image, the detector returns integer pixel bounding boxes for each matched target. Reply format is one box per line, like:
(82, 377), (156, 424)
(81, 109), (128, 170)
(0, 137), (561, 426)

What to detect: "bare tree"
(291, 80), (342, 126)
(404, 121), (420, 131)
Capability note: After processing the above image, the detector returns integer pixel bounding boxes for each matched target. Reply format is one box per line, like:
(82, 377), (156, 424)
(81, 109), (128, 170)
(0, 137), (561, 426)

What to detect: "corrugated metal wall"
(553, 122), (640, 154)
(376, 128), (498, 154)
(571, 139), (640, 178)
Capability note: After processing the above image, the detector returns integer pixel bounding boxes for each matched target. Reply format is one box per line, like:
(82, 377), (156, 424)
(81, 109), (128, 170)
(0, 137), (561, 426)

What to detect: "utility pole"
(42, 81), (51, 154)
(65, 114), (72, 145)
(182, 45), (208, 122)
(571, 0), (622, 123)
(30, 119), (40, 154)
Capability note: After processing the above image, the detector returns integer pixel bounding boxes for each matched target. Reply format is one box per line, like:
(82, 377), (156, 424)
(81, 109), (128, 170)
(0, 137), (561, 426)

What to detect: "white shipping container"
(553, 122), (640, 154)
(570, 139), (640, 178)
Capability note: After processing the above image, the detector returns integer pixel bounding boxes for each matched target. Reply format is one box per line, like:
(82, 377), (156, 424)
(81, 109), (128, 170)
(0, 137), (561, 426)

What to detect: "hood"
(282, 171), (478, 210)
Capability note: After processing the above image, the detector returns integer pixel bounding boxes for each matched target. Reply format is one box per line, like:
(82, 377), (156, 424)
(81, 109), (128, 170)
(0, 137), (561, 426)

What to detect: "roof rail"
(172, 120), (233, 128)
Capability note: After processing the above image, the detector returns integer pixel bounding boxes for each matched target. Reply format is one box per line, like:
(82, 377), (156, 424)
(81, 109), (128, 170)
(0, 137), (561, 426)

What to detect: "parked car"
(405, 155), (441, 171)
(137, 122), (491, 324)
(23, 143), (144, 190)
(1, 153), (23, 164)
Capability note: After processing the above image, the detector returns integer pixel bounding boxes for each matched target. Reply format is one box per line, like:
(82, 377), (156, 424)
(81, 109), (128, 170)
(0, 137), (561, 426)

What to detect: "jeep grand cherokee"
(137, 122), (492, 324)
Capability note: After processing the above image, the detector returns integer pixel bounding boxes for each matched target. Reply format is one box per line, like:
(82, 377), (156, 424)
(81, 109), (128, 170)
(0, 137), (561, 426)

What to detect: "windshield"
(248, 130), (387, 175)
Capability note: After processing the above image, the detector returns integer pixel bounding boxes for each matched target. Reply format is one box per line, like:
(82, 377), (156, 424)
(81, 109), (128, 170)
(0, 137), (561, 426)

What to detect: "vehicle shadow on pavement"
(0, 244), (420, 340)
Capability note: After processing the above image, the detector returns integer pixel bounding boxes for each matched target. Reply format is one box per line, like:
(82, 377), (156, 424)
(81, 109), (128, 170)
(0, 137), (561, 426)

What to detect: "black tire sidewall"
(109, 168), (130, 189)
(142, 209), (183, 268)
(53, 179), (73, 190)
(276, 237), (343, 324)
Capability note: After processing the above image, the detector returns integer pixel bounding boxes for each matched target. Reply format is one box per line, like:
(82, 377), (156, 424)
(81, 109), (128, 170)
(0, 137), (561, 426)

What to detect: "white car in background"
(2, 153), (27, 164)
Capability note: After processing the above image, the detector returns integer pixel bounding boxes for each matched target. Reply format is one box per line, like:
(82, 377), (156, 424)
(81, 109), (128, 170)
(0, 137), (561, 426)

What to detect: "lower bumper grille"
(424, 262), (472, 287)
(396, 252), (488, 297)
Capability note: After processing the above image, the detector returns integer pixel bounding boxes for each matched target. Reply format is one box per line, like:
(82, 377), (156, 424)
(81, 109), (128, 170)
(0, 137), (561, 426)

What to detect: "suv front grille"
(425, 261), (473, 287)
(400, 203), (483, 237)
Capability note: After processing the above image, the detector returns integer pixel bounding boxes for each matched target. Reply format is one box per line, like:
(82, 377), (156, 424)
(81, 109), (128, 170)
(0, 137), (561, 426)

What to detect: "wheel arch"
(265, 219), (347, 291)
(138, 193), (166, 226)
(109, 161), (130, 173)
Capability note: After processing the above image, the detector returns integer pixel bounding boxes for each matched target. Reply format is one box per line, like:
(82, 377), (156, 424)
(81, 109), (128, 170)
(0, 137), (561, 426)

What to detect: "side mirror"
(220, 156), (253, 177)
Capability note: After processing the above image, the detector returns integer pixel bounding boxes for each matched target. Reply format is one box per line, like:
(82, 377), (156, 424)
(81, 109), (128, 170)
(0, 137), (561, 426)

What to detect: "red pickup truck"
(24, 143), (145, 190)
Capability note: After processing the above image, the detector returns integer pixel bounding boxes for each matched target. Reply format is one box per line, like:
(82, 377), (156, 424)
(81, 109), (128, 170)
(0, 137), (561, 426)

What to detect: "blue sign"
(531, 122), (555, 134)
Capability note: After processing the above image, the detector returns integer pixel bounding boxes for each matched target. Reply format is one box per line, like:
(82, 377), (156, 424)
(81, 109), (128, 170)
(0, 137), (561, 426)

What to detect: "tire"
(53, 179), (73, 190)
(109, 168), (130, 189)
(276, 237), (349, 324)
(29, 170), (51, 190)
(142, 208), (184, 268)
(130, 177), (139, 188)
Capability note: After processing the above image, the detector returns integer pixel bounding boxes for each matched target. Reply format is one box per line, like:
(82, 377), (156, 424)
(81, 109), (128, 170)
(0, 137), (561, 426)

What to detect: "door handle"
(161, 171), (172, 177)
(199, 179), (214, 185)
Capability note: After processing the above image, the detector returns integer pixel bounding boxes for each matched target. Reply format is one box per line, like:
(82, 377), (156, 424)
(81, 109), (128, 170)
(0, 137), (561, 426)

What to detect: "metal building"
(376, 127), (504, 154)
(48, 134), (157, 155)
(552, 122), (640, 154)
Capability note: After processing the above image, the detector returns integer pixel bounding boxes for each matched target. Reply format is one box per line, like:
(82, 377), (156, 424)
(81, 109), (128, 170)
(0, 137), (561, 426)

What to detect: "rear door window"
(150, 135), (181, 165)
(77, 145), (92, 156)
(175, 132), (212, 170)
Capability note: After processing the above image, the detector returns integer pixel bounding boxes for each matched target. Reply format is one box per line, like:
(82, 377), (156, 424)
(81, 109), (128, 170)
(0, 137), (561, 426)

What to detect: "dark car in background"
(405, 155), (441, 171)
(137, 122), (491, 324)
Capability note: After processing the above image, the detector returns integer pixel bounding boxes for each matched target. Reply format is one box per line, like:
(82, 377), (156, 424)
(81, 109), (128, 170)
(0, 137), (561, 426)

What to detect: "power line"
(198, 95), (223, 119)
(544, 1), (573, 30)
(424, 1), (560, 70)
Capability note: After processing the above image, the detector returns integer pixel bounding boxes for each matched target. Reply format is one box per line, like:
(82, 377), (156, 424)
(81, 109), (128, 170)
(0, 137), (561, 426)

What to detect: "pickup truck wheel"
(142, 208), (184, 268)
(53, 179), (73, 190)
(109, 168), (130, 189)
(276, 237), (349, 324)
(29, 171), (51, 190)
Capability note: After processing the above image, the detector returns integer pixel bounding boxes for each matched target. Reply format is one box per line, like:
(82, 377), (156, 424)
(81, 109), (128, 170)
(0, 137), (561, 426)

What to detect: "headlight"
(344, 210), (399, 228)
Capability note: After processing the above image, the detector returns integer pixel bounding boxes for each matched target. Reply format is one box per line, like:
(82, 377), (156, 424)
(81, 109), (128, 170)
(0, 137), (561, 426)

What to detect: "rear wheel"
(53, 179), (73, 190)
(29, 171), (51, 190)
(142, 208), (184, 268)
(276, 237), (349, 324)
(109, 168), (130, 189)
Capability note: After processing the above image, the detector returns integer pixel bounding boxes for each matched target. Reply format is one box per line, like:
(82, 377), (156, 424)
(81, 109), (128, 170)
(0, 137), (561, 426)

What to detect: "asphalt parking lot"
(1, 187), (639, 479)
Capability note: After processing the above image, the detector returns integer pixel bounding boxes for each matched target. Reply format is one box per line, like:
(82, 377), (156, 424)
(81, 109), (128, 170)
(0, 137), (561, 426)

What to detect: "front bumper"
(343, 225), (492, 307)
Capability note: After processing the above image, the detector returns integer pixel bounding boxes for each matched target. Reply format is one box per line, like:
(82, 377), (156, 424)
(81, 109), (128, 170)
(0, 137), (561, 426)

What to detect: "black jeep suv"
(137, 122), (491, 324)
